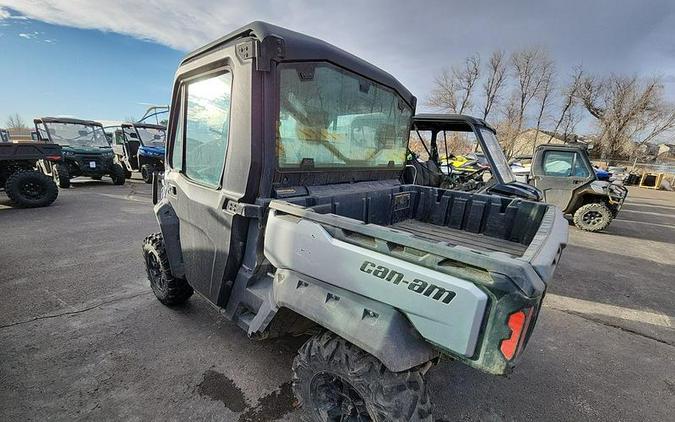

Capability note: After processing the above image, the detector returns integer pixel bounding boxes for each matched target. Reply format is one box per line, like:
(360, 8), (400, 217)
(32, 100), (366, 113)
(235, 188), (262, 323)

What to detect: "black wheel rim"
(310, 372), (373, 422)
(582, 210), (604, 226)
(20, 180), (44, 199)
(145, 252), (166, 291)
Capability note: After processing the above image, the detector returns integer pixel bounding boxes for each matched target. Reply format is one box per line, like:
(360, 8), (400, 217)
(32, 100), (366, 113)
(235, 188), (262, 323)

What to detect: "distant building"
(507, 128), (567, 158)
(7, 127), (34, 142)
(656, 143), (675, 162)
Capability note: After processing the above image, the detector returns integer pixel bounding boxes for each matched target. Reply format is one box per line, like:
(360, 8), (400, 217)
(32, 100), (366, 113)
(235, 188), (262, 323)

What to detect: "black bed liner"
(390, 219), (528, 256)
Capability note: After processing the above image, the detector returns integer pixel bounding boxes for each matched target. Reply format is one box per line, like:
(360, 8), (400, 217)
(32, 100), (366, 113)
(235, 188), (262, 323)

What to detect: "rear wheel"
(141, 164), (154, 184)
(573, 202), (612, 232)
(142, 233), (193, 306)
(110, 163), (126, 185)
(5, 169), (59, 208)
(293, 331), (432, 422)
(53, 163), (70, 188)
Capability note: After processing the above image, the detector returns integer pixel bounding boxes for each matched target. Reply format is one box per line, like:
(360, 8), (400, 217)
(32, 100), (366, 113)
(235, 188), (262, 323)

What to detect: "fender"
(154, 199), (185, 278)
(271, 269), (439, 372)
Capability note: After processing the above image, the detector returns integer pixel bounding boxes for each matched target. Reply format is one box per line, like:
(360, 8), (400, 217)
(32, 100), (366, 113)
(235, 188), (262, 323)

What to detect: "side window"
(572, 152), (590, 177)
(183, 72), (232, 187)
(542, 151), (575, 177)
(171, 101), (184, 171)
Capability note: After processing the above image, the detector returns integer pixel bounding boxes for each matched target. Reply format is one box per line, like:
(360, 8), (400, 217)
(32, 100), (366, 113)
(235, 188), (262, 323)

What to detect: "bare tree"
(579, 74), (675, 161)
(428, 54), (480, 114)
(453, 54), (481, 114)
(427, 68), (458, 112)
(481, 50), (508, 120)
(547, 66), (584, 143)
(531, 59), (556, 152)
(501, 47), (551, 157)
(5, 113), (27, 129)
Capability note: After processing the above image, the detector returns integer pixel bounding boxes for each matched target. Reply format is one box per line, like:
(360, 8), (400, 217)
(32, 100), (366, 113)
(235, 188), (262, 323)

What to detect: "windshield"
(43, 122), (109, 147)
(479, 128), (515, 183)
(277, 63), (412, 169)
(136, 126), (166, 147)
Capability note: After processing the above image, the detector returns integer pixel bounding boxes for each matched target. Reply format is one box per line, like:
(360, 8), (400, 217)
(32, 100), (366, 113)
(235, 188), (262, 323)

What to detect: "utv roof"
(535, 142), (589, 151)
(122, 122), (165, 130)
(181, 21), (415, 107)
(412, 114), (495, 132)
(34, 117), (103, 126)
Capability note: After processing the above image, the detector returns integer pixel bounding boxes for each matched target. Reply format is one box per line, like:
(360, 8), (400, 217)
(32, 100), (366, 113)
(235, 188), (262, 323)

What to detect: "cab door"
(531, 148), (594, 212)
(164, 68), (241, 306)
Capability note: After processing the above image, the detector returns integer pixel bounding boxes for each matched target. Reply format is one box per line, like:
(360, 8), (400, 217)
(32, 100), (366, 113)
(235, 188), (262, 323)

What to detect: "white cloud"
(1, 1), (675, 106)
(17, 30), (40, 39)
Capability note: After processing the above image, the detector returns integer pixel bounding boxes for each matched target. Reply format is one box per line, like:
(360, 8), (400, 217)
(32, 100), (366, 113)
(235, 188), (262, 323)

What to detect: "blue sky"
(1, 1), (675, 134)
(0, 12), (182, 123)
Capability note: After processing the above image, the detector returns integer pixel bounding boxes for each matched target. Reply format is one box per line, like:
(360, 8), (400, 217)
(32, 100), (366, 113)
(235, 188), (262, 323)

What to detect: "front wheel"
(142, 233), (193, 306)
(140, 164), (154, 184)
(292, 331), (433, 422)
(573, 202), (613, 232)
(110, 163), (126, 185)
(53, 163), (70, 188)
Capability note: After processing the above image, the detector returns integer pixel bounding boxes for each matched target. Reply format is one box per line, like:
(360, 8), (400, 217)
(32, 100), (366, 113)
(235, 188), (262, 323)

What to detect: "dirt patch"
(238, 381), (295, 422)
(197, 369), (247, 413)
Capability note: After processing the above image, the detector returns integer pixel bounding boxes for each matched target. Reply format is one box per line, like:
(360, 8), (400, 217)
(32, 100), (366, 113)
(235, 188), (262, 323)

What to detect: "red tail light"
(500, 308), (532, 361)
(46, 155), (62, 161)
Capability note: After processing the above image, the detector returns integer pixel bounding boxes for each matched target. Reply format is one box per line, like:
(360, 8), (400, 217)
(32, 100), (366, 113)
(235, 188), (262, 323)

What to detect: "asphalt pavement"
(0, 177), (673, 421)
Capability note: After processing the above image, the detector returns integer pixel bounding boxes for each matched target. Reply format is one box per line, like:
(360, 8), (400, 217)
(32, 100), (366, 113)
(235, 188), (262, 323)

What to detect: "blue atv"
(113, 122), (166, 183)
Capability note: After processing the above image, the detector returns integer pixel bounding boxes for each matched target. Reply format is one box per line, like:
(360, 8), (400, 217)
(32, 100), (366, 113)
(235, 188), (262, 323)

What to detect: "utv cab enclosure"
(143, 21), (568, 421)
(529, 143), (627, 232)
(34, 117), (126, 188)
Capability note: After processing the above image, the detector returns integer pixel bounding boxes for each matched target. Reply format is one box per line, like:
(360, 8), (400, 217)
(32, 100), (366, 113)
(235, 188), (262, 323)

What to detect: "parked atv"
(142, 22), (568, 421)
(34, 117), (125, 187)
(527, 143), (627, 232)
(112, 122), (166, 183)
(0, 142), (61, 207)
(405, 114), (542, 201)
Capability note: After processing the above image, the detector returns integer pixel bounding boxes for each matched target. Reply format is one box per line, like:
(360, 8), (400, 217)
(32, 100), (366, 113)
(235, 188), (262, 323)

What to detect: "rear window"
(542, 150), (590, 177)
(277, 63), (412, 169)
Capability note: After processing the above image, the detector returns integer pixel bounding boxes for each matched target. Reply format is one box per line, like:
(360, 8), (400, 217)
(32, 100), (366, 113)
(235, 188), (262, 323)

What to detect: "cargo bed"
(264, 182), (568, 372)
(268, 183), (567, 295)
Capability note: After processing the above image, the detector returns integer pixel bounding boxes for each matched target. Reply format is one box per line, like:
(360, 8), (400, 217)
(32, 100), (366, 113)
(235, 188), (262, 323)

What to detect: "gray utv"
(526, 144), (627, 232)
(142, 22), (568, 421)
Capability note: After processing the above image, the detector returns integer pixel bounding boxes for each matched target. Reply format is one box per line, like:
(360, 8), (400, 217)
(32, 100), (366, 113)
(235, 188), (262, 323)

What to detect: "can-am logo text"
(360, 261), (456, 304)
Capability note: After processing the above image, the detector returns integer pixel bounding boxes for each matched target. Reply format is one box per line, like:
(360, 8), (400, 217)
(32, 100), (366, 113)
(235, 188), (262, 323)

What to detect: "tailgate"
(264, 209), (488, 357)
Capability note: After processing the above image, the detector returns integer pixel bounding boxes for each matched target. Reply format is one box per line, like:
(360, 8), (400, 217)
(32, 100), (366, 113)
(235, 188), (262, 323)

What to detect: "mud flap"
(154, 199), (185, 278)
(273, 269), (439, 372)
